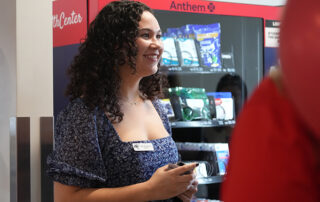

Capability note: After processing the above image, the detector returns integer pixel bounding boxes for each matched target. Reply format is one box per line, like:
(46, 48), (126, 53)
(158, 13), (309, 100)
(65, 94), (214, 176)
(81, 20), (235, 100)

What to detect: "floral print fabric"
(47, 98), (179, 193)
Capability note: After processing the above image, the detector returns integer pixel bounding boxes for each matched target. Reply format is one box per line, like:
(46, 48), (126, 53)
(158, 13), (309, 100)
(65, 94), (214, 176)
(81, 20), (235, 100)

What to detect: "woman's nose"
(150, 42), (163, 52)
(150, 38), (162, 49)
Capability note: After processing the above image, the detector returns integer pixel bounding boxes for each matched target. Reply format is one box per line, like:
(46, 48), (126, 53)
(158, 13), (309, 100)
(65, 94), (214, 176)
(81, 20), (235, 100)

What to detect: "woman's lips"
(144, 54), (159, 62)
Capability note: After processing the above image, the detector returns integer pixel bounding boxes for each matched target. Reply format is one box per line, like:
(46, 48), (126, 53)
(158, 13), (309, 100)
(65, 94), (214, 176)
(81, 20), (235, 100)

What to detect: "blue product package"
(180, 24), (198, 38)
(193, 23), (221, 69)
(214, 143), (229, 175)
(166, 27), (183, 38)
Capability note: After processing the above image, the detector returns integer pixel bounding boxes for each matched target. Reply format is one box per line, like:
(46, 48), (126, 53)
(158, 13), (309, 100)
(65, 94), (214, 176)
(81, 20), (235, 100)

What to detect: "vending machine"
(52, 0), (282, 201)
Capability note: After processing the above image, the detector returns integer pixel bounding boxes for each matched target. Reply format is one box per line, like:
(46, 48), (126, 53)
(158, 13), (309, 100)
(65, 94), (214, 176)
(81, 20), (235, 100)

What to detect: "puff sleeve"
(47, 100), (107, 188)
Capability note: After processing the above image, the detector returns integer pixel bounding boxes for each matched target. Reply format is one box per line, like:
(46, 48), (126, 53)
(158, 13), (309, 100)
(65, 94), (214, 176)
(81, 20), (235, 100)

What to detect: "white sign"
(265, 27), (280, 48)
(265, 20), (280, 48)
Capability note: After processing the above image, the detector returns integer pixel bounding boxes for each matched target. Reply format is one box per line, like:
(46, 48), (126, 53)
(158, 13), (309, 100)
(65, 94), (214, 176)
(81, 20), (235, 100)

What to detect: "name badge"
(132, 143), (154, 151)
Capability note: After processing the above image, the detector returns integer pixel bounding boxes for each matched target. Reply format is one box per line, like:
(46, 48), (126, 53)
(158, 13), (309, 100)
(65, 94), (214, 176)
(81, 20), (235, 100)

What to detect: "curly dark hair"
(66, 1), (166, 123)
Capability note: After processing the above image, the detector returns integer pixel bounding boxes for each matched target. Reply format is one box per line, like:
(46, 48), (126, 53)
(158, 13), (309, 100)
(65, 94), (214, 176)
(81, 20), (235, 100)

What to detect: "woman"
(47, 1), (198, 201)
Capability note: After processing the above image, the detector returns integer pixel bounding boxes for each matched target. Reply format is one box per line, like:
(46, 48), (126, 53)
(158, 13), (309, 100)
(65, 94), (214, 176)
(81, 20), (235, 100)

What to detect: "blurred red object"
(280, 0), (320, 138)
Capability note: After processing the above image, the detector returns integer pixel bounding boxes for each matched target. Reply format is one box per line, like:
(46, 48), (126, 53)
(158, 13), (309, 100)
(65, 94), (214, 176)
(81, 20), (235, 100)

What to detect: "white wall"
(0, 0), (17, 202)
(0, 0), (53, 201)
(16, 1), (53, 201)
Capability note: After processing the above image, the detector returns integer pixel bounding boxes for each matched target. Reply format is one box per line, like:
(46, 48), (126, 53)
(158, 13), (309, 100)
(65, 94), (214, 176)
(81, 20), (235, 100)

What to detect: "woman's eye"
(141, 33), (150, 38)
(156, 34), (162, 39)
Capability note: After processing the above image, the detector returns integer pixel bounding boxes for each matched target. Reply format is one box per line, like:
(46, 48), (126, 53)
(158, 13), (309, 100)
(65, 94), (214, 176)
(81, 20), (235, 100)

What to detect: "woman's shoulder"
(152, 98), (172, 134)
(151, 98), (162, 109)
(151, 99), (165, 114)
(56, 98), (95, 125)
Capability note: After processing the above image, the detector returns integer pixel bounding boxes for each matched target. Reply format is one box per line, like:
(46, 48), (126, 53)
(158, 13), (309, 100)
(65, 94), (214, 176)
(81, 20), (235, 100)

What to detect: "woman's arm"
(54, 163), (198, 202)
(54, 181), (150, 202)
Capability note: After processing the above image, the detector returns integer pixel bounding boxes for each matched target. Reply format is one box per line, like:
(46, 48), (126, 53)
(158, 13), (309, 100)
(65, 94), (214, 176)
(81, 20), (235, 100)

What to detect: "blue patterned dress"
(47, 98), (179, 201)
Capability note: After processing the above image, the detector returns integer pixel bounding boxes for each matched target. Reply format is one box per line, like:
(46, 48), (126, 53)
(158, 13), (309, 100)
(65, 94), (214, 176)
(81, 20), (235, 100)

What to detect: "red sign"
(94, 0), (282, 21)
(53, 0), (87, 47)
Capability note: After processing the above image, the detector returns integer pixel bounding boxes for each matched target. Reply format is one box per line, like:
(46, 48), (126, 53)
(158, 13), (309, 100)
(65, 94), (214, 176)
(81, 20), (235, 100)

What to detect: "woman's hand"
(145, 163), (198, 200)
(177, 179), (198, 202)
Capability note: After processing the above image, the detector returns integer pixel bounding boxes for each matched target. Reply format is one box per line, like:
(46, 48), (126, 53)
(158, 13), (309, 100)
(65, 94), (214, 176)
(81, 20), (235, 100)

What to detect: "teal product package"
(161, 37), (179, 66)
(168, 87), (211, 121)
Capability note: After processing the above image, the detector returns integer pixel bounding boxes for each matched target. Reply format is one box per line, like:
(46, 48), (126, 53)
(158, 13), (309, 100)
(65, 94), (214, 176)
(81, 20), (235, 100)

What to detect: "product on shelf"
(162, 23), (222, 72)
(213, 143), (229, 175)
(183, 160), (214, 178)
(166, 27), (184, 38)
(206, 92), (234, 120)
(168, 87), (211, 121)
(176, 38), (200, 67)
(207, 95), (217, 119)
(192, 23), (221, 69)
(161, 37), (179, 66)
(159, 98), (175, 119)
(175, 142), (230, 176)
(221, 51), (236, 72)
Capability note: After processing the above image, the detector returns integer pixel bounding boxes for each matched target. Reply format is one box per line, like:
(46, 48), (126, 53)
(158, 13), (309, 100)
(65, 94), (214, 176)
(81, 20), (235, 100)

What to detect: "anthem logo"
(170, 0), (216, 13)
(207, 3), (215, 12)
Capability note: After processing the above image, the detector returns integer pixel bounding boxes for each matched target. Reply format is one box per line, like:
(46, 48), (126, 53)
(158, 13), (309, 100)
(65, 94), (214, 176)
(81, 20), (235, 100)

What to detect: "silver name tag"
(132, 143), (154, 151)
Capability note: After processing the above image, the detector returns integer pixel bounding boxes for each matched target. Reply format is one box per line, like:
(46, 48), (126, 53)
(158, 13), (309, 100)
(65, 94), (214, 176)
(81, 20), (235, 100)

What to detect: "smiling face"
(135, 11), (163, 77)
